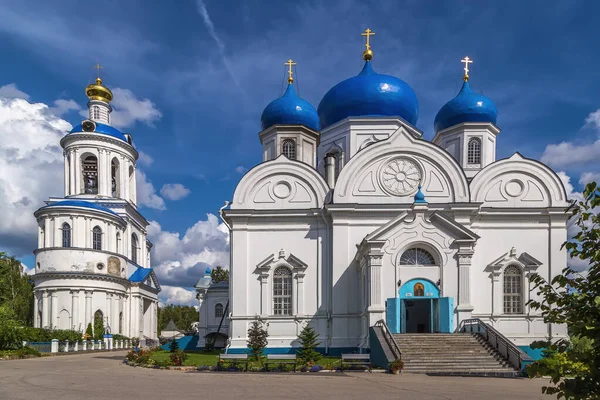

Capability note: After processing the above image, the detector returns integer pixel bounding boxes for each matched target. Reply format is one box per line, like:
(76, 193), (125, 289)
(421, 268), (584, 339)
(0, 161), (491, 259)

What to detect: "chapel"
(31, 71), (160, 343)
(219, 29), (569, 355)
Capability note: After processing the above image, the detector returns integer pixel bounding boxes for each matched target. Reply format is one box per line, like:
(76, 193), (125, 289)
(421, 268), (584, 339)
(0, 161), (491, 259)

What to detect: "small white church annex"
(221, 30), (569, 354)
(31, 72), (160, 342)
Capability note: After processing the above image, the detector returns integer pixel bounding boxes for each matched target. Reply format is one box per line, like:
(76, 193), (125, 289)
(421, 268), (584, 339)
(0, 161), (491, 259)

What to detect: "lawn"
(150, 350), (343, 369)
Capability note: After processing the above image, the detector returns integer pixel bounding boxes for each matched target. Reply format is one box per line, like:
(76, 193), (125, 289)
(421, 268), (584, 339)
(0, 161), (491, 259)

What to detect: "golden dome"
(86, 77), (113, 103)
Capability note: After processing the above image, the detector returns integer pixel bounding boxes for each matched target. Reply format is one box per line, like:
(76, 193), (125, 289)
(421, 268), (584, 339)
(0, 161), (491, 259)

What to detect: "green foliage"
(157, 305), (198, 335)
(93, 310), (104, 340)
(247, 321), (269, 362)
(0, 253), (34, 326)
(0, 306), (22, 350)
(389, 359), (404, 372)
(169, 339), (179, 353)
(0, 346), (41, 359)
(112, 334), (130, 341)
(210, 266), (229, 283)
(526, 182), (600, 399)
(296, 323), (321, 364)
(169, 349), (188, 366)
(84, 323), (93, 340)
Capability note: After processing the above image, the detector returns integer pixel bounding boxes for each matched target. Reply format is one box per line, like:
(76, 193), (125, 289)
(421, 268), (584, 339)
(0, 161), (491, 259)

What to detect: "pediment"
(487, 247), (542, 276)
(254, 249), (308, 275)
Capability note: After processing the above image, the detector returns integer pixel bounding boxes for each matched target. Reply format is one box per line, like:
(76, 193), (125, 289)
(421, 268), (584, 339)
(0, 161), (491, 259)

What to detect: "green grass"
(150, 350), (342, 369)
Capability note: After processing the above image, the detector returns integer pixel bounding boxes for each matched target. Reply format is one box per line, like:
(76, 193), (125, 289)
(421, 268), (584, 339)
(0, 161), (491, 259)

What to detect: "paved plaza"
(0, 351), (549, 400)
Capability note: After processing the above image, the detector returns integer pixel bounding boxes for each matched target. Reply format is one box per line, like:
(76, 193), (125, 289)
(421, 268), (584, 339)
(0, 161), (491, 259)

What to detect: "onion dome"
(260, 81), (319, 131)
(434, 58), (497, 133)
(205, 267), (211, 275)
(318, 61), (419, 129)
(86, 77), (113, 104)
(414, 186), (427, 204)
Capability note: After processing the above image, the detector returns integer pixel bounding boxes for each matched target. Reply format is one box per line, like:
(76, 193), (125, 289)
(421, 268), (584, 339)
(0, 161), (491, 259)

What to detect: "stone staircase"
(392, 333), (521, 377)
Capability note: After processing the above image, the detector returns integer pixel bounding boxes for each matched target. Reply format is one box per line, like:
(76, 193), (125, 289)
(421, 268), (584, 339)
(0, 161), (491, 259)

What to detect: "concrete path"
(0, 351), (549, 400)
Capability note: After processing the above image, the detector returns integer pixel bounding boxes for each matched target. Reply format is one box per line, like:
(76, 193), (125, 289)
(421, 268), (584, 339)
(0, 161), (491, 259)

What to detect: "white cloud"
(137, 151), (154, 167)
(235, 166), (247, 174)
(148, 215), (229, 288)
(49, 99), (82, 117)
(159, 285), (198, 306)
(0, 96), (71, 257)
(540, 139), (600, 168)
(110, 88), (162, 129)
(160, 183), (191, 201)
(579, 171), (600, 185)
(584, 109), (600, 129)
(136, 170), (166, 210)
(0, 83), (30, 100)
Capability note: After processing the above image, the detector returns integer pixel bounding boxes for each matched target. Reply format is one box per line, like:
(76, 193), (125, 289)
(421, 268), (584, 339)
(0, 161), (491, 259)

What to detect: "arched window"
(93, 106), (100, 120)
(92, 226), (102, 250)
(116, 231), (121, 253)
(413, 283), (425, 297)
(131, 233), (138, 264)
(82, 155), (98, 194)
(215, 303), (224, 318)
(273, 267), (292, 316)
(111, 158), (120, 198)
(399, 248), (436, 266)
(504, 266), (523, 314)
(128, 166), (135, 203)
(467, 138), (481, 164)
(94, 310), (104, 336)
(62, 222), (71, 248)
(282, 139), (296, 160)
(119, 312), (123, 334)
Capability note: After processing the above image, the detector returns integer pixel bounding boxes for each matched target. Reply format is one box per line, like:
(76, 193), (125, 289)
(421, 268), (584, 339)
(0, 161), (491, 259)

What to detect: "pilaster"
(42, 290), (49, 328)
(366, 250), (385, 326)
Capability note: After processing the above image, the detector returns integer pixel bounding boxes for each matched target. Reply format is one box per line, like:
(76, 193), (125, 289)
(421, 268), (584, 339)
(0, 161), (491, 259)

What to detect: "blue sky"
(0, 0), (598, 304)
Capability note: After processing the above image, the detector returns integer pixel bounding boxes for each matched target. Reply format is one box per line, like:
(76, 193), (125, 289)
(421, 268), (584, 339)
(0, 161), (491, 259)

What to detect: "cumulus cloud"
(136, 170), (166, 210)
(159, 285), (198, 306)
(148, 214), (229, 289)
(160, 183), (191, 201)
(110, 88), (162, 129)
(0, 96), (70, 257)
(137, 151), (154, 166)
(0, 83), (30, 100)
(49, 99), (81, 117)
(540, 140), (600, 168)
(235, 165), (247, 174)
(579, 171), (600, 185)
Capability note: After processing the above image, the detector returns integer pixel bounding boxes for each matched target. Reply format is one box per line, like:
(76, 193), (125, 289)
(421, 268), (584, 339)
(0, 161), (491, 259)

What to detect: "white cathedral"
(215, 32), (569, 354)
(31, 75), (159, 342)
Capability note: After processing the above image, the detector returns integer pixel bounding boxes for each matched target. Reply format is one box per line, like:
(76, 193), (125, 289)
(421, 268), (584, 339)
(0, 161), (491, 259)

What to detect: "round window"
(97, 263), (105, 270)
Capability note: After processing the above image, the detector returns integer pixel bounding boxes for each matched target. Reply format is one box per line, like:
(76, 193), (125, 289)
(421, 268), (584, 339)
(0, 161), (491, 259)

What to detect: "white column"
(97, 149), (105, 196)
(44, 217), (50, 248)
(491, 273), (502, 316)
(72, 290), (79, 331)
(85, 217), (91, 248)
(42, 290), (49, 328)
(64, 150), (69, 197)
(131, 295), (139, 338)
(112, 294), (118, 334)
(33, 292), (39, 328)
(69, 150), (76, 196)
(296, 273), (305, 316)
(131, 163), (137, 204)
(367, 251), (384, 326)
(105, 292), (111, 333)
(74, 149), (81, 194)
(259, 274), (268, 316)
(51, 291), (58, 329)
(50, 217), (56, 247)
(85, 291), (92, 330)
(123, 158), (130, 202)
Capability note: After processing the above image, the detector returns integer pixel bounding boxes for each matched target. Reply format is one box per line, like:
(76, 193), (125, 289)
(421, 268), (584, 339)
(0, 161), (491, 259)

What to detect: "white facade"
(223, 117), (569, 353)
(32, 78), (159, 342)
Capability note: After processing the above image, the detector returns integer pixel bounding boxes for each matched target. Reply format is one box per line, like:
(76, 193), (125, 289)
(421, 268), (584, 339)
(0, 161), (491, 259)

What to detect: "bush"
(16, 346), (41, 358)
(84, 323), (93, 340)
(296, 323), (321, 364)
(169, 349), (188, 366)
(247, 321), (269, 362)
(0, 306), (21, 350)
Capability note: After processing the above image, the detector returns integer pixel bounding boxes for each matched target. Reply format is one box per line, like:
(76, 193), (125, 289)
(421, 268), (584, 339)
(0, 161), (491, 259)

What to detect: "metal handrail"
(458, 318), (532, 370)
(374, 320), (402, 360)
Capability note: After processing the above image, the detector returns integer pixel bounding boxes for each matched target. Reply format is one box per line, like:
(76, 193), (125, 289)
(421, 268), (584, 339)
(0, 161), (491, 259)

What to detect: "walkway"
(0, 351), (549, 400)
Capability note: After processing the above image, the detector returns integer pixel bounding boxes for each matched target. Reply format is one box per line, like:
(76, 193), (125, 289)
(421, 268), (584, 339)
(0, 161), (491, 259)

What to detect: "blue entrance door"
(439, 297), (454, 333)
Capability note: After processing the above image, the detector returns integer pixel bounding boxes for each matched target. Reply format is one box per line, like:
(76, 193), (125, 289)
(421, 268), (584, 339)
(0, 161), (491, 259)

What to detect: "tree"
(296, 323), (321, 364)
(0, 305), (21, 350)
(169, 338), (179, 353)
(0, 253), (34, 326)
(157, 305), (198, 335)
(211, 266), (229, 283)
(247, 321), (268, 362)
(84, 323), (93, 340)
(526, 182), (600, 399)
(93, 310), (105, 341)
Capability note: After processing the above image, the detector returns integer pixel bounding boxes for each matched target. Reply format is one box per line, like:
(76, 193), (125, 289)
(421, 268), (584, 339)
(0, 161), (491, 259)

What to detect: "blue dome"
(205, 267), (211, 275)
(69, 122), (129, 143)
(317, 61), (419, 129)
(261, 83), (319, 131)
(40, 200), (121, 218)
(434, 81), (498, 133)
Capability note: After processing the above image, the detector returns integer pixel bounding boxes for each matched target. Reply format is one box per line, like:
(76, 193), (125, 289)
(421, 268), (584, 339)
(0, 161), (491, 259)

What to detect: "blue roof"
(261, 83), (319, 131)
(41, 200), (120, 218)
(318, 61), (419, 129)
(205, 267), (211, 274)
(129, 268), (152, 282)
(68, 122), (129, 143)
(434, 80), (498, 133)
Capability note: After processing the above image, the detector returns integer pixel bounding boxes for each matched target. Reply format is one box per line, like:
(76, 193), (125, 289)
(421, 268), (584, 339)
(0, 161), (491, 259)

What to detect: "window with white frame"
(282, 139), (296, 160)
(93, 106), (100, 120)
(399, 248), (436, 266)
(215, 303), (224, 318)
(92, 226), (102, 250)
(131, 233), (138, 264)
(62, 222), (71, 248)
(273, 267), (293, 316)
(503, 265), (523, 314)
(467, 138), (481, 164)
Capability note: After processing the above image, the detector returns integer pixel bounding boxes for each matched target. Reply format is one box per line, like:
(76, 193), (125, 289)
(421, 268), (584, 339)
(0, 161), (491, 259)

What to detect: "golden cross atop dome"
(285, 59), (296, 84)
(92, 63), (104, 84)
(361, 28), (375, 61)
(461, 56), (473, 82)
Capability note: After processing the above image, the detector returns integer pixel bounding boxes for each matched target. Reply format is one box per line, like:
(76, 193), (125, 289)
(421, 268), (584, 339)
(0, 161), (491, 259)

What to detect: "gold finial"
(361, 28), (375, 61)
(285, 59), (296, 84)
(92, 63), (104, 85)
(461, 56), (473, 82)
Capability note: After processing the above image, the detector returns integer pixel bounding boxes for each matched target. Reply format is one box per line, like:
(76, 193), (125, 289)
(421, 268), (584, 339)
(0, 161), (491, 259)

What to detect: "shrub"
(389, 359), (404, 373)
(169, 339), (179, 353)
(84, 323), (93, 340)
(16, 346), (41, 358)
(247, 321), (268, 362)
(296, 323), (321, 364)
(169, 349), (188, 366)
